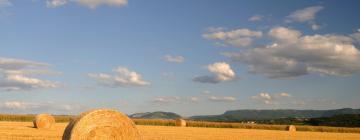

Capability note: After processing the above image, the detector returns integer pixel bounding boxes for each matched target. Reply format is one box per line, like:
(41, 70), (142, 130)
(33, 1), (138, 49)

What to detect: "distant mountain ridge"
(189, 108), (360, 122)
(130, 111), (182, 119)
(129, 108), (360, 121)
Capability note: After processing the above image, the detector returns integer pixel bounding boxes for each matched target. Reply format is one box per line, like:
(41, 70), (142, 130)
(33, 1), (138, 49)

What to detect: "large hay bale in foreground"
(287, 125), (296, 132)
(33, 114), (55, 129)
(62, 109), (141, 140)
(175, 119), (186, 127)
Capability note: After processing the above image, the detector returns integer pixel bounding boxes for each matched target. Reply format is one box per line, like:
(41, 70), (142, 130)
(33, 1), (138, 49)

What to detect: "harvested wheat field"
(0, 122), (359, 140)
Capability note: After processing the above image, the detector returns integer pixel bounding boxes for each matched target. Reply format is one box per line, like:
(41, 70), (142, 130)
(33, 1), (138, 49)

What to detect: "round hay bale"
(175, 119), (186, 127)
(287, 125), (296, 132)
(33, 114), (55, 129)
(62, 109), (141, 140)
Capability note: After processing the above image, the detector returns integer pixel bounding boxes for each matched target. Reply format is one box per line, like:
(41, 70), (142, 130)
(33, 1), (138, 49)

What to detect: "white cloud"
(310, 22), (322, 30)
(279, 92), (291, 97)
(1, 74), (58, 90)
(76, 0), (127, 9)
(268, 27), (301, 44)
(207, 62), (236, 81)
(0, 57), (59, 91)
(4, 101), (27, 109)
(0, 57), (49, 70)
(251, 92), (291, 105)
(1, 101), (83, 114)
(201, 90), (211, 95)
(46, 0), (67, 8)
(224, 27), (360, 78)
(188, 96), (199, 102)
(260, 93), (272, 100)
(193, 62), (236, 84)
(248, 14), (263, 22)
(251, 93), (272, 104)
(152, 96), (180, 104)
(285, 6), (323, 23)
(203, 27), (262, 47)
(163, 55), (185, 63)
(208, 96), (236, 102)
(45, 0), (127, 9)
(152, 96), (201, 104)
(88, 66), (150, 87)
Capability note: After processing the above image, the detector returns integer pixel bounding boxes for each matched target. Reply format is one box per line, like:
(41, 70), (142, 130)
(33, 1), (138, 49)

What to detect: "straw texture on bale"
(62, 109), (141, 140)
(175, 119), (186, 127)
(287, 125), (296, 132)
(33, 114), (55, 129)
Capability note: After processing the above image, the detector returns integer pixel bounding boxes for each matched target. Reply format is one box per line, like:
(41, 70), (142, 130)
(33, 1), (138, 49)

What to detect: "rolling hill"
(189, 108), (360, 122)
(130, 111), (182, 119)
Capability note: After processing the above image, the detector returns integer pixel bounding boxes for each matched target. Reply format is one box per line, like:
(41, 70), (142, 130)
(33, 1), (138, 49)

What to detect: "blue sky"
(1, 0), (360, 116)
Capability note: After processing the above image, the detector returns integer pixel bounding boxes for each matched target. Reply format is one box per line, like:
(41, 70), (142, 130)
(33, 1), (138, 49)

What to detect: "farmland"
(0, 114), (359, 139)
(0, 121), (359, 140)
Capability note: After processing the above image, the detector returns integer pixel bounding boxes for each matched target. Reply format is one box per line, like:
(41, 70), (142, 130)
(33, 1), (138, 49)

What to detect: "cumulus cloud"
(0, 57), (49, 70)
(188, 96), (199, 102)
(4, 101), (27, 109)
(163, 55), (185, 63)
(224, 27), (360, 78)
(152, 96), (201, 104)
(46, 0), (67, 8)
(76, 0), (127, 9)
(88, 66), (150, 87)
(251, 92), (291, 104)
(279, 92), (291, 97)
(203, 27), (262, 47)
(268, 27), (301, 44)
(0, 74), (58, 90)
(0, 101), (83, 114)
(208, 96), (236, 102)
(310, 22), (322, 30)
(45, 0), (127, 9)
(251, 93), (272, 104)
(152, 96), (180, 104)
(248, 14), (263, 22)
(285, 6), (323, 23)
(285, 6), (324, 30)
(201, 90), (211, 95)
(193, 62), (236, 84)
(0, 57), (59, 91)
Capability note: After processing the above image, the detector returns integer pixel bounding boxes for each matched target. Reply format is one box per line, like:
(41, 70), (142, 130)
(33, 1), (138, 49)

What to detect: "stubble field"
(0, 122), (359, 140)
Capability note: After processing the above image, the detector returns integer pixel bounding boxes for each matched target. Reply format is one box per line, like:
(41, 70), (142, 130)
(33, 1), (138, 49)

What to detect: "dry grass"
(0, 114), (359, 133)
(0, 121), (65, 140)
(0, 122), (359, 140)
(133, 119), (360, 133)
(0, 114), (71, 123)
(133, 118), (175, 126)
(63, 109), (141, 140)
(138, 125), (360, 140)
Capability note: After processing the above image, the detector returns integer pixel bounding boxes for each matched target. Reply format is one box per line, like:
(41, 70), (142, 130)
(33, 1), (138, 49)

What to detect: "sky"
(1, 0), (360, 116)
